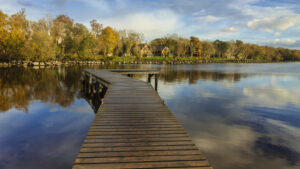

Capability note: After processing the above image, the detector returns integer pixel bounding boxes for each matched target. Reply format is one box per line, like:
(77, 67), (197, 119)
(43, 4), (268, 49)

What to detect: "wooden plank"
(84, 137), (192, 143)
(109, 69), (159, 74)
(77, 150), (202, 158)
(81, 141), (194, 147)
(72, 69), (212, 169)
(79, 145), (198, 152)
(88, 128), (184, 132)
(89, 125), (182, 128)
(87, 130), (187, 136)
(85, 134), (189, 139)
(75, 155), (206, 164)
(91, 123), (179, 126)
(73, 161), (210, 169)
(92, 119), (178, 122)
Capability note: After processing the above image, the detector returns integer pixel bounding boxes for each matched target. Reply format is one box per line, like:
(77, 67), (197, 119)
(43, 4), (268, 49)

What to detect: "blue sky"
(1, 0), (300, 49)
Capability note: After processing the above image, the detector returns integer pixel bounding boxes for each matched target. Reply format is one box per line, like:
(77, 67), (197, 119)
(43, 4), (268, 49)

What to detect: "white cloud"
(0, 0), (24, 14)
(102, 10), (180, 39)
(243, 5), (300, 33)
(248, 15), (300, 32)
(264, 38), (297, 45)
(195, 26), (239, 40)
(274, 32), (281, 37)
(221, 26), (238, 33)
(197, 15), (222, 22)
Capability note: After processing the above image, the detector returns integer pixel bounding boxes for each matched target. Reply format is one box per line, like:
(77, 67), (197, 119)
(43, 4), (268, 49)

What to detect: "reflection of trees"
(96, 64), (249, 84)
(0, 66), (84, 112)
(159, 67), (249, 84)
(0, 65), (250, 113)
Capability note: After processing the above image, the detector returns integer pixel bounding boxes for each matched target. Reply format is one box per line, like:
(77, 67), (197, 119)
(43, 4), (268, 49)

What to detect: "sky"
(0, 0), (300, 49)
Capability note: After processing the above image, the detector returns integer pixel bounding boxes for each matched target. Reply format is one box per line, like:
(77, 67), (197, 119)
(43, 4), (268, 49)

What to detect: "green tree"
(213, 40), (229, 58)
(175, 37), (190, 57)
(52, 15), (74, 60)
(202, 41), (215, 58)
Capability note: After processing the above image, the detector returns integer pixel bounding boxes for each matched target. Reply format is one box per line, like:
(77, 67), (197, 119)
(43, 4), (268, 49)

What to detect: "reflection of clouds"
(254, 136), (300, 166)
(158, 66), (300, 169)
(0, 99), (94, 169)
(158, 82), (184, 99)
(219, 80), (235, 88)
(241, 76), (300, 107)
(48, 100), (92, 114)
(143, 63), (300, 168)
(201, 92), (216, 98)
(267, 119), (300, 153)
(243, 86), (300, 107)
(193, 125), (259, 168)
(170, 99), (300, 169)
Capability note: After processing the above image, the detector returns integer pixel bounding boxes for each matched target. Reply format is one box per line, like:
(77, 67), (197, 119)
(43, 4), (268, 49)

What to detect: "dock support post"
(87, 75), (92, 94)
(147, 74), (153, 83)
(155, 74), (158, 91)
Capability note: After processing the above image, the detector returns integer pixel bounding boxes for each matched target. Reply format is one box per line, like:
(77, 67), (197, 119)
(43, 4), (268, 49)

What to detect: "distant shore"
(0, 58), (291, 67)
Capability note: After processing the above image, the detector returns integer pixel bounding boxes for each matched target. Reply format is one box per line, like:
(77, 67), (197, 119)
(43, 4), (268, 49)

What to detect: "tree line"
(1, 9), (300, 62)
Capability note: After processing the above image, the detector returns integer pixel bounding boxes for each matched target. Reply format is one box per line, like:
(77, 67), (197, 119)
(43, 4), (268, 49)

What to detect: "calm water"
(0, 63), (300, 169)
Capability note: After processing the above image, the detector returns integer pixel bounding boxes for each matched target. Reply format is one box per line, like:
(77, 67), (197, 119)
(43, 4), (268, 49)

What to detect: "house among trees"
(224, 52), (235, 59)
(140, 44), (153, 57)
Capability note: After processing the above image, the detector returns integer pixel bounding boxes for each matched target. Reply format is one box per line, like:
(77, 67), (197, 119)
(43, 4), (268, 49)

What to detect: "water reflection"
(153, 63), (300, 169)
(159, 68), (249, 83)
(0, 63), (300, 169)
(97, 63), (300, 169)
(0, 66), (95, 169)
(80, 76), (107, 113)
(0, 67), (82, 112)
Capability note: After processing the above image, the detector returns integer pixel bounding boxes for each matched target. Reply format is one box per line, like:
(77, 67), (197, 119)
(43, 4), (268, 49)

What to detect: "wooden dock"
(73, 69), (212, 169)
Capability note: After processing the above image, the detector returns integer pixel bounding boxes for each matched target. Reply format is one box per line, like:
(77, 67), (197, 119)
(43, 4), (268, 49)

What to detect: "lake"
(0, 63), (300, 169)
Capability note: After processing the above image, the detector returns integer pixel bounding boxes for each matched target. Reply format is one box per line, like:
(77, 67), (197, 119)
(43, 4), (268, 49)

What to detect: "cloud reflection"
(155, 63), (300, 169)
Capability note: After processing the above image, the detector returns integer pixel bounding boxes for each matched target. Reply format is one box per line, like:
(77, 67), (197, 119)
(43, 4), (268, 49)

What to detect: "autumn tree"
(0, 10), (8, 61)
(90, 19), (102, 37)
(190, 36), (202, 57)
(0, 9), (27, 61)
(202, 41), (215, 58)
(118, 30), (143, 57)
(52, 15), (74, 60)
(21, 19), (57, 61)
(100, 27), (119, 57)
(0, 10), (300, 62)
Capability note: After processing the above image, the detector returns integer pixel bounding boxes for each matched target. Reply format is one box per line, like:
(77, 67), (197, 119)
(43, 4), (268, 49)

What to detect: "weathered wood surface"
(73, 69), (212, 169)
(109, 69), (159, 75)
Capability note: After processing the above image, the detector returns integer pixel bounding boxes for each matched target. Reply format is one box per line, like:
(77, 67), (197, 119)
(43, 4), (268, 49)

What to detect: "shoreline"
(0, 59), (292, 67)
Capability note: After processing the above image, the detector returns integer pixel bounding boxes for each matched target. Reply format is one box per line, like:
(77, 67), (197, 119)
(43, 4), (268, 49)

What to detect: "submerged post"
(147, 74), (153, 83)
(155, 74), (158, 91)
